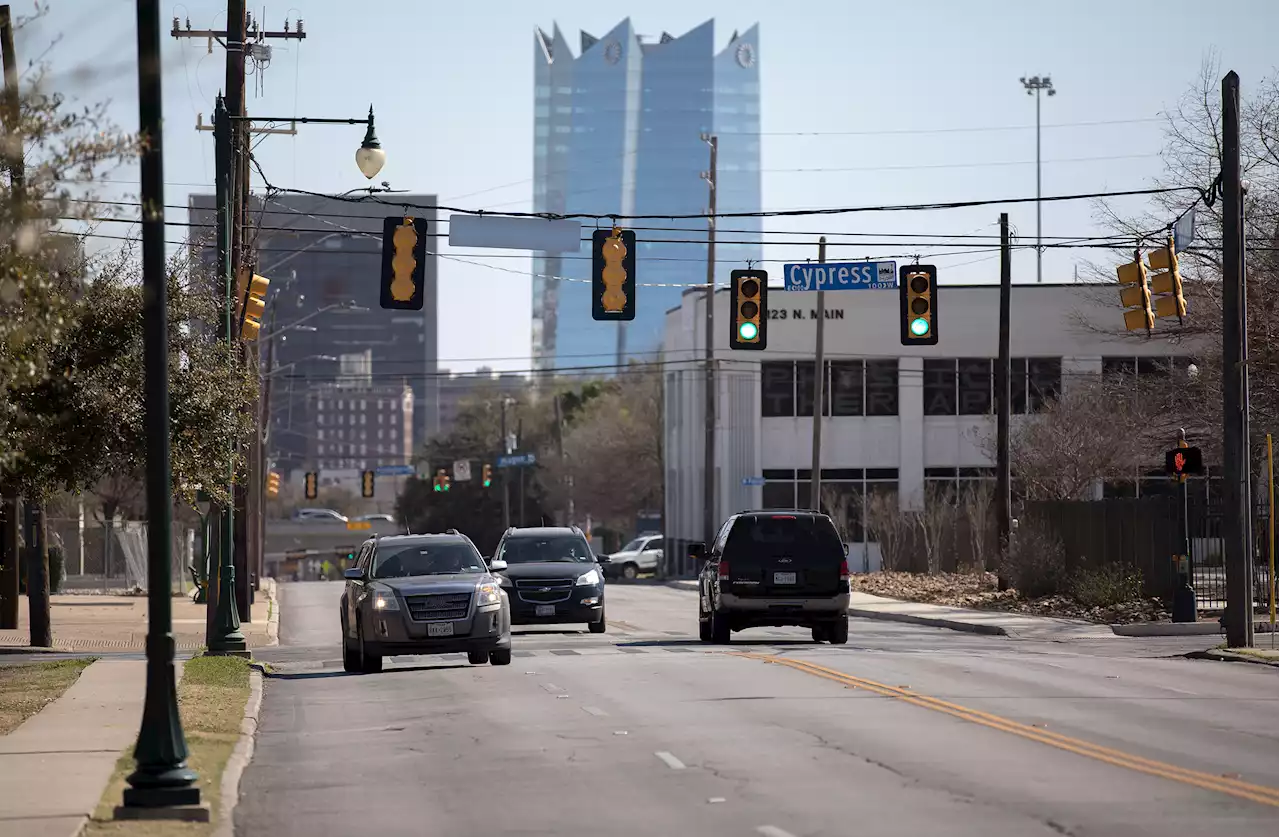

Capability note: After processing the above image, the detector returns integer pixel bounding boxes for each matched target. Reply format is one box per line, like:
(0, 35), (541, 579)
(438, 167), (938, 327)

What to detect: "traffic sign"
(453, 459), (472, 482)
(784, 260), (897, 292)
(375, 464), (415, 477)
(741, 476), (766, 487)
(497, 453), (536, 469)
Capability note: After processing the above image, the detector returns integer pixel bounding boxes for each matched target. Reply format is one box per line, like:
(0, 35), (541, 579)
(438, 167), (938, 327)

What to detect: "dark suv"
(490, 526), (608, 633)
(693, 510), (851, 644)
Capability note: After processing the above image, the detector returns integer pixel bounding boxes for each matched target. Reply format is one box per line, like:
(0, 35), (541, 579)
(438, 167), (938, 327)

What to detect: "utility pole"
(1020, 75), (1055, 284)
(517, 418), (526, 527)
(995, 212), (1012, 590)
(0, 4), (22, 631)
(1221, 70), (1254, 649)
(701, 134), (718, 557)
(500, 398), (511, 530)
(809, 237), (827, 511)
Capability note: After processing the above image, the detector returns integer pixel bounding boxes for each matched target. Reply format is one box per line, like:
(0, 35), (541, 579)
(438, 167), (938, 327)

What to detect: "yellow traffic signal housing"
(899, 264), (939, 345)
(265, 471), (281, 498)
(239, 274), (269, 341)
(361, 470), (375, 498)
(380, 216), (428, 310)
(481, 463), (492, 488)
(1117, 258), (1154, 331)
(729, 269), (768, 350)
(591, 227), (637, 321)
(304, 471), (318, 500)
(1147, 237), (1186, 320)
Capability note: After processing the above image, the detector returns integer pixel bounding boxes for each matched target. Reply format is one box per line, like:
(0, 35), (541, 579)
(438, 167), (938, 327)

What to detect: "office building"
(532, 19), (762, 372)
(187, 193), (439, 476)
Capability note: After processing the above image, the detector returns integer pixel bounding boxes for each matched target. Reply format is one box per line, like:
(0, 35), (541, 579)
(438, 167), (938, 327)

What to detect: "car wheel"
(342, 620), (361, 673)
(358, 626), (383, 674)
(698, 614), (713, 642)
(621, 563), (639, 581)
(829, 616), (849, 645)
(489, 647), (513, 666)
(811, 625), (828, 643)
(588, 610), (607, 633)
(467, 649), (489, 665)
(711, 610), (731, 644)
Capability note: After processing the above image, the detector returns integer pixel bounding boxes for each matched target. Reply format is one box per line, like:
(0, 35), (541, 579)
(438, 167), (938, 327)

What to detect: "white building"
(661, 282), (1192, 573)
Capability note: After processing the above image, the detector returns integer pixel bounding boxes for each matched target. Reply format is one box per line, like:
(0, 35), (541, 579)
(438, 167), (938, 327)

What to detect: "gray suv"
(340, 532), (512, 673)
(693, 510), (851, 644)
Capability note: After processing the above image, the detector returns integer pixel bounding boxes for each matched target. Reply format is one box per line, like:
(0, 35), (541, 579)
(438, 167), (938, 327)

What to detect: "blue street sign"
(497, 453), (537, 469)
(783, 260), (897, 292)
(741, 476), (766, 487)
(375, 464), (415, 476)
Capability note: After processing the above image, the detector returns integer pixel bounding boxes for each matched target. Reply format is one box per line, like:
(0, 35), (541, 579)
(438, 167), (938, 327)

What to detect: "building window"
(1027, 358), (1062, 411)
(958, 358), (992, 415)
(830, 361), (863, 417)
(378, 429), (384, 440)
(923, 359), (957, 416)
(317, 430), (324, 440)
(762, 359), (897, 418)
(761, 361), (794, 417)
(865, 360), (898, 416)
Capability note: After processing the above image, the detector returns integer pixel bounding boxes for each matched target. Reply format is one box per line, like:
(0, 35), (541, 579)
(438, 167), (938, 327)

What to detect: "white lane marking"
(654, 751), (686, 770)
(708, 797), (726, 804)
(613, 730), (628, 735)
(756, 827), (798, 837)
(582, 705), (608, 717)
(541, 683), (562, 693)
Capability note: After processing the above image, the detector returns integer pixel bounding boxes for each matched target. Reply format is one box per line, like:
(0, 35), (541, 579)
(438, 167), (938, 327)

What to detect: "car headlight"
(370, 585), (400, 611)
(575, 568), (601, 587)
(476, 582), (501, 606)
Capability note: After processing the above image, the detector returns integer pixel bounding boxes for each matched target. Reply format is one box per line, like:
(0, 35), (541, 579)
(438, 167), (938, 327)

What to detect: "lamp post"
(1019, 74), (1055, 284)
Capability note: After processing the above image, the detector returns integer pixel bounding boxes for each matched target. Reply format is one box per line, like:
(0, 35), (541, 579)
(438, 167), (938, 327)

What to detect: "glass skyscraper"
(532, 19), (762, 372)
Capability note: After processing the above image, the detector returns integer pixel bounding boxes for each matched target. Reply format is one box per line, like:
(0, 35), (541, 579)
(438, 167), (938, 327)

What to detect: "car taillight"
(717, 560), (730, 581)
(840, 559), (850, 582)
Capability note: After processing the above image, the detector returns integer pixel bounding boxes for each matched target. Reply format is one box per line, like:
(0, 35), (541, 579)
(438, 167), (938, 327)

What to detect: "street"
(239, 582), (1278, 837)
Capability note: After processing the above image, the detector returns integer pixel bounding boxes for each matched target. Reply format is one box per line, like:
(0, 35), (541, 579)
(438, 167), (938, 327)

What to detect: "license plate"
(535, 605), (556, 617)
(427, 623), (454, 637)
(773, 572), (797, 585)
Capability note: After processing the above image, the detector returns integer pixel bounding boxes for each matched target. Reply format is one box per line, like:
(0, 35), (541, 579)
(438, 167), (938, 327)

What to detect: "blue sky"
(13, 0), (1278, 373)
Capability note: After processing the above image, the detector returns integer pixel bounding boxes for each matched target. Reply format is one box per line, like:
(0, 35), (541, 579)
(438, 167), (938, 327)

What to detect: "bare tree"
(914, 486), (955, 574)
(864, 489), (909, 571)
(960, 480), (994, 573)
(821, 484), (856, 543)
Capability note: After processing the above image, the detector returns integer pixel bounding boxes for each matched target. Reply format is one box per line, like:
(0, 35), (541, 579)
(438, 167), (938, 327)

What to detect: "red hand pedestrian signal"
(1173, 452), (1186, 474)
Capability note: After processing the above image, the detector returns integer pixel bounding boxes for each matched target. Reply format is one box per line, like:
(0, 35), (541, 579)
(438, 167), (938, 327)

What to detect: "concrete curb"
(1186, 649), (1280, 667)
(845, 606), (1010, 636)
(212, 666), (265, 837)
(1111, 622), (1224, 637)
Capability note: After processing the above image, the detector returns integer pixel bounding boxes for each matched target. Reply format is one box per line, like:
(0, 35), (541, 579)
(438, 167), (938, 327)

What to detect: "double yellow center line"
(730, 651), (1278, 807)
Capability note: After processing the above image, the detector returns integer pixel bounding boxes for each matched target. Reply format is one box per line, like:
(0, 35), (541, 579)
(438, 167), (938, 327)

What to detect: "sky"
(10, 0), (1279, 374)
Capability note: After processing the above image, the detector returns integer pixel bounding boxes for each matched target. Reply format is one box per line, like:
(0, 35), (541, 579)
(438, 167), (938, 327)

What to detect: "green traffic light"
(909, 317), (930, 337)
(738, 321), (759, 341)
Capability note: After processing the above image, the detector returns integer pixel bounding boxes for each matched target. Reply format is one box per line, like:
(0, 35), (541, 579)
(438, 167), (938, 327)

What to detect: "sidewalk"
(0, 579), (279, 653)
(0, 659), (169, 837)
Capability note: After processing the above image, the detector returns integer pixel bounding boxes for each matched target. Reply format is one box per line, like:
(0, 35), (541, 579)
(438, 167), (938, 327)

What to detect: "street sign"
(453, 459), (472, 482)
(783, 260), (897, 292)
(346, 521), (372, 531)
(497, 453), (536, 469)
(741, 476), (766, 487)
(375, 464), (415, 477)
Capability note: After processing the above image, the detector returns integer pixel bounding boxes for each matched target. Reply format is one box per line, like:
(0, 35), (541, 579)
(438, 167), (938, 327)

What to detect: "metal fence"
(44, 516), (193, 594)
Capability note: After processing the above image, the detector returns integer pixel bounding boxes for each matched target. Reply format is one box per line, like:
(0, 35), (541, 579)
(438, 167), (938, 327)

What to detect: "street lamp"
(1020, 74), (1056, 284)
(356, 106), (386, 180)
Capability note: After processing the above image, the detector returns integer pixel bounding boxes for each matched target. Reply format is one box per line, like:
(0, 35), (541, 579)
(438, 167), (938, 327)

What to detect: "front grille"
(405, 592), (472, 622)
(514, 578), (573, 604)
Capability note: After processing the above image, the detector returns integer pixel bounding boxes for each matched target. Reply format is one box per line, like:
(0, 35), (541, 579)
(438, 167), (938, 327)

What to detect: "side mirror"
(343, 567), (365, 581)
(688, 542), (706, 562)
(489, 559), (508, 572)
(843, 542), (850, 557)
(596, 554), (611, 564)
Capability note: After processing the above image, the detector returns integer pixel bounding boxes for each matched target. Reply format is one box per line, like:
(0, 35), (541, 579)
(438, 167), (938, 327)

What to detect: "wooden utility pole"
(0, 4), (22, 630)
(809, 237), (827, 511)
(701, 135), (718, 568)
(995, 212), (1012, 590)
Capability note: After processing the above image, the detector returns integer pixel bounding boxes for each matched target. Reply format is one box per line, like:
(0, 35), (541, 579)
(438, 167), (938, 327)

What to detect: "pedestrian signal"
(1165, 445), (1204, 481)
(591, 227), (636, 321)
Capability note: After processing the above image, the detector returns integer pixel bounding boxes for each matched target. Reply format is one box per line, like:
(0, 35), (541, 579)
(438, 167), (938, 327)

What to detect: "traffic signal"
(899, 264), (939, 345)
(361, 470), (375, 498)
(729, 269), (768, 350)
(1165, 444), (1204, 482)
(1117, 256), (1154, 331)
(591, 227), (636, 321)
(304, 471), (318, 500)
(239, 274), (269, 340)
(433, 468), (451, 493)
(380, 216), (428, 310)
(265, 471), (281, 498)
(1147, 237), (1186, 321)
(481, 463), (492, 488)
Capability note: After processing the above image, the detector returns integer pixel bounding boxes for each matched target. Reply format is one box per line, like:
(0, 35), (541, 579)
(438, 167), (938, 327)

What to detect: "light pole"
(1020, 75), (1055, 284)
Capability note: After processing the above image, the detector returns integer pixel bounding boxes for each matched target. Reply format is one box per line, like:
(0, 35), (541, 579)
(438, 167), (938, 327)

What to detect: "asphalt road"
(238, 581), (1279, 837)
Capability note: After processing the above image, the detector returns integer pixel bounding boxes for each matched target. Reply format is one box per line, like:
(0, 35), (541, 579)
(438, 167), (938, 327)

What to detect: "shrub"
(1069, 563), (1144, 608)
(48, 547), (65, 593)
(1000, 517), (1068, 598)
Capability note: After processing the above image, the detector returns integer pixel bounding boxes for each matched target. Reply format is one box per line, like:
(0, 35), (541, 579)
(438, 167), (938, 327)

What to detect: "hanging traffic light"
(265, 471), (281, 498)
(481, 463), (492, 488)
(433, 468), (451, 493)
(1117, 254), (1154, 332)
(729, 269), (768, 350)
(239, 274), (270, 340)
(304, 471), (318, 500)
(899, 264), (938, 345)
(380, 216), (428, 310)
(591, 227), (636, 321)
(361, 470), (376, 498)
(1147, 236), (1186, 322)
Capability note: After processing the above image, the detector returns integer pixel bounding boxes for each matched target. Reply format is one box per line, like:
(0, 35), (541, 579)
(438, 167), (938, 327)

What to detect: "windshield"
(371, 542), (486, 578)
(499, 535), (594, 565)
(618, 537), (647, 554)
